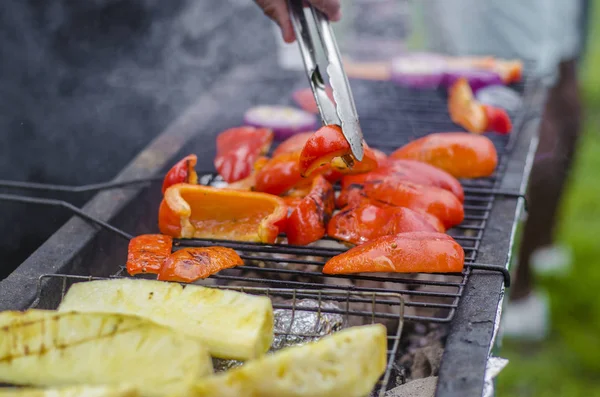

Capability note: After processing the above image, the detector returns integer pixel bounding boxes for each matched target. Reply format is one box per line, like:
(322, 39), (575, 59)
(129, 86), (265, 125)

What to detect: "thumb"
(255, 0), (296, 43)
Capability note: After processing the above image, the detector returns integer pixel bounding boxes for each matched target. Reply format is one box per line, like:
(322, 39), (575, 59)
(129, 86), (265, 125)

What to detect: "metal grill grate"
(30, 273), (405, 397)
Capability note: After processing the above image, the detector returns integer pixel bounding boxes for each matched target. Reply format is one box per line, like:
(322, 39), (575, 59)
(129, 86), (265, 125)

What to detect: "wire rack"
(29, 273), (404, 397)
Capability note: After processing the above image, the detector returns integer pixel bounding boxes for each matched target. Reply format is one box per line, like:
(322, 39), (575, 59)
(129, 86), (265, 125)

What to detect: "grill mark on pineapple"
(0, 315), (151, 362)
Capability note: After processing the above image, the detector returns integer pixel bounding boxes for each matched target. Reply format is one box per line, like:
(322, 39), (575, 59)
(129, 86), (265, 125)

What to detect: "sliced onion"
(243, 105), (318, 141)
(442, 69), (503, 93)
(390, 53), (447, 89)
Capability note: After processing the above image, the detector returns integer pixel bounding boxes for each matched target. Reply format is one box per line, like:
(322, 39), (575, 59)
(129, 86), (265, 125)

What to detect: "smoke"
(0, 0), (276, 277)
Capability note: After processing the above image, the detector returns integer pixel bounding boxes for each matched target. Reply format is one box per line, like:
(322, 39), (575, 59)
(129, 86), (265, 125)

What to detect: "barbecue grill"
(0, 55), (545, 396)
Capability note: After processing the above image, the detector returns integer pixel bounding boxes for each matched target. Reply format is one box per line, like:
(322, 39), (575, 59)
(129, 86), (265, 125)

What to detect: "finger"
(308, 0), (341, 21)
(255, 0), (296, 43)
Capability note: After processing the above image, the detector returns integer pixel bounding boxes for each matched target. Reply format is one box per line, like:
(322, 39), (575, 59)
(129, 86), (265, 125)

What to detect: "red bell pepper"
(214, 126), (274, 183)
(390, 132), (498, 179)
(362, 178), (464, 229)
(448, 78), (512, 135)
(272, 131), (314, 157)
(126, 234), (173, 276)
(159, 184), (287, 243)
(254, 152), (304, 196)
(483, 105), (512, 135)
(327, 205), (441, 245)
(322, 231), (465, 274)
(371, 148), (388, 164)
(286, 175), (335, 246)
(298, 125), (379, 177)
(157, 247), (244, 283)
(162, 155), (198, 194)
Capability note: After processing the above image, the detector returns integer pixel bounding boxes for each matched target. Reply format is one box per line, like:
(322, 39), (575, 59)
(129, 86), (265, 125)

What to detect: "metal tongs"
(288, 0), (365, 162)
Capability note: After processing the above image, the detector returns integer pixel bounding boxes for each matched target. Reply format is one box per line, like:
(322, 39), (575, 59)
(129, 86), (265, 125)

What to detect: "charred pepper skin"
(286, 175), (335, 246)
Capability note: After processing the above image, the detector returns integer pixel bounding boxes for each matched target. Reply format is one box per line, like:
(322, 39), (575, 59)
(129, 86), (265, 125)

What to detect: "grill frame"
(0, 61), (546, 396)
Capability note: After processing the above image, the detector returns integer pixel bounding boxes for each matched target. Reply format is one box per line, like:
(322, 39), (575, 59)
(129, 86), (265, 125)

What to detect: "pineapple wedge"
(0, 310), (212, 397)
(58, 278), (274, 361)
(190, 324), (388, 397)
(0, 385), (139, 397)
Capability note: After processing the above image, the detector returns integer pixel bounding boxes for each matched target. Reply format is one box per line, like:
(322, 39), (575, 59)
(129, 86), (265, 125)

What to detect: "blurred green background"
(497, 2), (600, 396)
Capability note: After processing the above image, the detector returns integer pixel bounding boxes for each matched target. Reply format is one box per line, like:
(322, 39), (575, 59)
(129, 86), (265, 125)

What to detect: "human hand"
(254, 0), (341, 43)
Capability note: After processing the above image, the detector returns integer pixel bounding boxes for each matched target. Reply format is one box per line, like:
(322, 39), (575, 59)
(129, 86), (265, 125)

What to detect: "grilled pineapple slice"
(190, 324), (388, 397)
(0, 385), (139, 397)
(0, 310), (212, 397)
(58, 278), (274, 361)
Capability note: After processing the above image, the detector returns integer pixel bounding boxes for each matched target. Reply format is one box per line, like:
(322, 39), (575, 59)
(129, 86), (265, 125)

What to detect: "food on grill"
(58, 278), (274, 361)
(159, 184), (287, 243)
(448, 78), (512, 134)
(443, 69), (503, 93)
(341, 158), (465, 203)
(157, 247), (244, 282)
(362, 179), (464, 229)
(162, 154), (198, 194)
(0, 385), (139, 397)
(254, 151), (304, 196)
(214, 126), (274, 183)
(328, 204), (441, 245)
(323, 232), (464, 274)
(286, 175), (335, 246)
(292, 86), (334, 114)
(191, 324), (387, 397)
(371, 148), (388, 163)
(0, 310), (212, 397)
(342, 58), (392, 81)
(390, 53), (447, 89)
(446, 56), (523, 84)
(244, 106), (317, 141)
(390, 132), (498, 178)
(298, 124), (379, 177)
(272, 131), (313, 157)
(125, 234), (173, 276)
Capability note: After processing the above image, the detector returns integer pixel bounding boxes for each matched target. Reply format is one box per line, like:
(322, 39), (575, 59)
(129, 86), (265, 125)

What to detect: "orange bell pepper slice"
(390, 132), (498, 179)
(286, 175), (335, 246)
(327, 205), (441, 246)
(322, 231), (465, 274)
(448, 78), (488, 134)
(214, 126), (274, 183)
(159, 184), (287, 243)
(157, 247), (244, 283)
(448, 78), (512, 134)
(298, 125), (379, 177)
(126, 234), (173, 276)
(363, 178), (464, 229)
(162, 155), (198, 194)
(272, 131), (314, 157)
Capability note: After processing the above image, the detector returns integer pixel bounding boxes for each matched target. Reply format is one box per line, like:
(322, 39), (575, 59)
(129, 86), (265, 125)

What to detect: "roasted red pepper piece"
(328, 205), (441, 245)
(214, 126), (274, 183)
(298, 125), (379, 177)
(157, 247), (244, 283)
(390, 132), (498, 179)
(323, 231), (465, 274)
(363, 178), (464, 229)
(126, 234), (173, 276)
(162, 155), (198, 194)
(254, 152), (303, 196)
(159, 184), (287, 243)
(286, 175), (335, 246)
(483, 105), (512, 135)
(340, 159), (464, 203)
(371, 148), (388, 164)
(273, 132), (314, 157)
